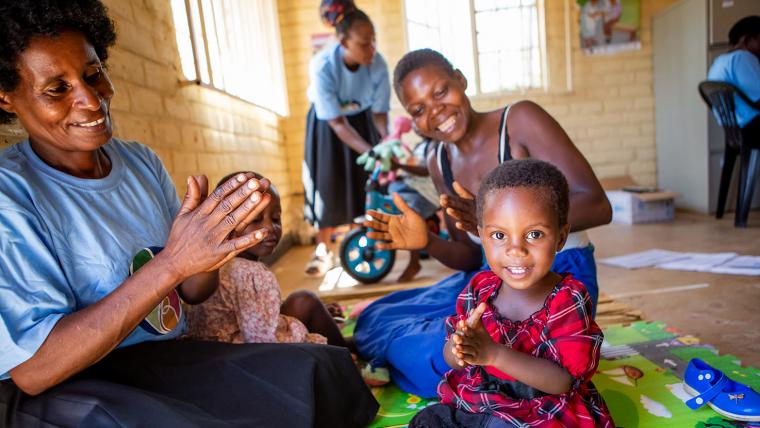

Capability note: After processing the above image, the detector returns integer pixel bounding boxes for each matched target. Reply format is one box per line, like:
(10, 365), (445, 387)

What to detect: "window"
(171, 0), (289, 115)
(404, 0), (546, 95)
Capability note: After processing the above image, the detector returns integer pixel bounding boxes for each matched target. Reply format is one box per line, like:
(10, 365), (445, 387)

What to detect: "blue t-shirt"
(707, 50), (760, 128)
(0, 139), (183, 380)
(307, 43), (391, 121)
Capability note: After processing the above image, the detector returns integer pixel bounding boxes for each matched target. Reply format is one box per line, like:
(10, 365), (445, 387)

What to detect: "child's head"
(217, 171), (282, 259)
(335, 8), (375, 66)
(393, 49), (472, 144)
(476, 159), (570, 290)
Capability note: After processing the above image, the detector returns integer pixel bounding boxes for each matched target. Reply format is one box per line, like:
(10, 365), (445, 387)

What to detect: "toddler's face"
(478, 187), (569, 291)
(241, 190), (282, 258)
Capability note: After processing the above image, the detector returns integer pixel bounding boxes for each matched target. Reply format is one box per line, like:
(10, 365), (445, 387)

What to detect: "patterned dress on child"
(437, 271), (614, 427)
(185, 257), (327, 344)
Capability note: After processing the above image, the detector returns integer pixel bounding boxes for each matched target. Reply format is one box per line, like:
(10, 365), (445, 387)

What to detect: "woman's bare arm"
(424, 147), (482, 271)
(509, 101), (611, 231)
(422, 218), (482, 271)
(10, 253), (184, 395)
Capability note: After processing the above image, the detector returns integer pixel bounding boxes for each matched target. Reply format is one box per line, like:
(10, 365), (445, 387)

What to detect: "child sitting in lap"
(410, 159), (614, 427)
(185, 172), (346, 347)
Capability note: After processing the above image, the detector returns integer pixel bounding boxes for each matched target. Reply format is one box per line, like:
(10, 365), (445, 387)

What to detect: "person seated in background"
(0, 1), (377, 426)
(186, 172), (347, 347)
(708, 15), (760, 142)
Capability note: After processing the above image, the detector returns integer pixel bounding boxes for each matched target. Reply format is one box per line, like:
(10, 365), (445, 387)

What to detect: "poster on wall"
(311, 33), (334, 54)
(578, 0), (641, 55)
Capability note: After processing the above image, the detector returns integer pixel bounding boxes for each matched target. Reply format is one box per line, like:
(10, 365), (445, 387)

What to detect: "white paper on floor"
(598, 249), (690, 269)
(709, 255), (760, 275)
(655, 252), (737, 272)
(600, 250), (760, 276)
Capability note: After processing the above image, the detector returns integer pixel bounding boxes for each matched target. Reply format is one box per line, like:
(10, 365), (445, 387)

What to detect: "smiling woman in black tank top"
(365, 49), (611, 272)
(352, 49), (611, 398)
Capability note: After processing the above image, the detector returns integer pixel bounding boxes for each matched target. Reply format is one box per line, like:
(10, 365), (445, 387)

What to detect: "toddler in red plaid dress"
(410, 159), (614, 427)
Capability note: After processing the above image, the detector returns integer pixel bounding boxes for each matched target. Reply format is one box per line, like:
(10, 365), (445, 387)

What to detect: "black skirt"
(303, 106), (380, 229)
(0, 340), (378, 428)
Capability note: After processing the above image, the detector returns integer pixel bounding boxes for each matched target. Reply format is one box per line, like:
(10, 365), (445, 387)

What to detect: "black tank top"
(436, 105), (512, 194)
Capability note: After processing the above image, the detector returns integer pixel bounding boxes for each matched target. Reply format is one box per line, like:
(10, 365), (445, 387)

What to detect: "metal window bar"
(174, 0), (288, 114)
(472, 0), (542, 92)
(204, 0), (224, 90)
(195, 0), (214, 86)
(184, 0), (201, 83)
(468, 0), (481, 94)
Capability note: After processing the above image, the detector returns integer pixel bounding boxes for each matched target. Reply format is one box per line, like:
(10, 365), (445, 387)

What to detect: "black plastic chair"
(698, 81), (760, 227)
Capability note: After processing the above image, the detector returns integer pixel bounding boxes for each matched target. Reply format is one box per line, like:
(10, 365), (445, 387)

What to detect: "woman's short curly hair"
(0, 0), (116, 124)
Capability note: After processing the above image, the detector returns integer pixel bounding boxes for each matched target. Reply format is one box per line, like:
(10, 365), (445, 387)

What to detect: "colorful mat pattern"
(343, 319), (760, 427)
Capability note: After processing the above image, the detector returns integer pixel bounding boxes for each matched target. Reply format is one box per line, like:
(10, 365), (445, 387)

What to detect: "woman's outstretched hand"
(440, 181), (477, 235)
(161, 173), (273, 279)
(364, 192), (429, 250)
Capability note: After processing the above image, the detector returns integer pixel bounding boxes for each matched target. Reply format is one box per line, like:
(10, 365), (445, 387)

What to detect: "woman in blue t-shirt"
(707, 15), (760, 226)
(303, 6), (391, 275)
(708, 15), (760, 134)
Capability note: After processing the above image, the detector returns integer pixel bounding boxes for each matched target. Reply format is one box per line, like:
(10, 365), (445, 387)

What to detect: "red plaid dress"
(438, 271), (615, 427)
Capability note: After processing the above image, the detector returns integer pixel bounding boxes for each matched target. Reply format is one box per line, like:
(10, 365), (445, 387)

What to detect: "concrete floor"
(272, 210), (760, 368)
(588, 211), (760, 369)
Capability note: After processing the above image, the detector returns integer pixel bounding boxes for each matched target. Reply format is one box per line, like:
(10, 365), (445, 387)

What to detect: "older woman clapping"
(0, 1), (377, 426)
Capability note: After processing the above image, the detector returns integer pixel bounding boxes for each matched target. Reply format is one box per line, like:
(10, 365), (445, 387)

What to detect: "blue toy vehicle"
(339, 165), (400, 284)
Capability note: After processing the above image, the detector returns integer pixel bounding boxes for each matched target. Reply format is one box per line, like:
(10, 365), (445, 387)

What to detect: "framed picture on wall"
(578, 0), (641, 55)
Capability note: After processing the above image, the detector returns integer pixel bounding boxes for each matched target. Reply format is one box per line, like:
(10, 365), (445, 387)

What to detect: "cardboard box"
(600, 176), (679, 224)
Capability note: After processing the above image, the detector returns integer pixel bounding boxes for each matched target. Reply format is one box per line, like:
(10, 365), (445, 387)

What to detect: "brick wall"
(470, 0), (679, 186)
(0, 0), (301, 233)
(0, 0), (678, 236)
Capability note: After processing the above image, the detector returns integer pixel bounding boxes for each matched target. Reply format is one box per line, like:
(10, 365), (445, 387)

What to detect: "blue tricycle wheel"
(339, 228), (395, 284)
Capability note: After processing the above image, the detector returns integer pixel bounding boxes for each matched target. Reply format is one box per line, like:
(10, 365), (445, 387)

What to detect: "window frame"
(402, 0), (554, 99)
(172, 0), (289, 116)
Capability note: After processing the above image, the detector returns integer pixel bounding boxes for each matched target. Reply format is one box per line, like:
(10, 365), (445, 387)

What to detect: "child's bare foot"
(398, 260), (421, 283)
(305, 250), (334, 276)
(398, 250), (423, 283)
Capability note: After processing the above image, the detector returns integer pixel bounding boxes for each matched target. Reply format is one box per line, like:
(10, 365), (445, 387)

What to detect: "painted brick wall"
(0, 0), (300, 233)
(470, 0), (679, 186)
(0, 0), (678, 236)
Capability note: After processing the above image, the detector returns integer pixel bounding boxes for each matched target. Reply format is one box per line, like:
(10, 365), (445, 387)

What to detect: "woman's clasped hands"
(161, 173), (273, 280)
